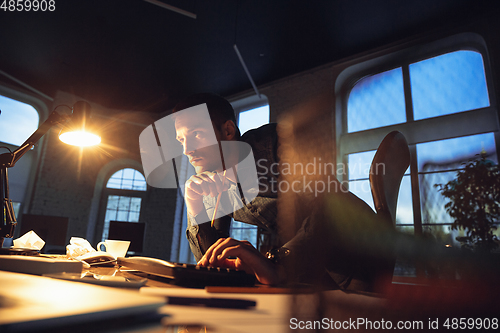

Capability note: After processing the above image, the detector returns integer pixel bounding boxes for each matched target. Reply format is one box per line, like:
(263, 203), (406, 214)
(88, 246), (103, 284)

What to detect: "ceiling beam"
(143, 0), (197, 19)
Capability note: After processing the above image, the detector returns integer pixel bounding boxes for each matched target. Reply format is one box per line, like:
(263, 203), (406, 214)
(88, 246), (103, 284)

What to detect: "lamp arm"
(0, 109), (69, 241)
(0, 110), (67, 169)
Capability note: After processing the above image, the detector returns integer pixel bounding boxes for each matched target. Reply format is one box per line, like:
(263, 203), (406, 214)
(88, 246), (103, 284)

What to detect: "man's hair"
(172, 93), (241, 139)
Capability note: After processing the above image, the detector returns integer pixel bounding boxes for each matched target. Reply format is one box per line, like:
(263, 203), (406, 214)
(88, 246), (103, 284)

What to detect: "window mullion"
(403, 63), (422, 239)
(402, 64), (414, 123)
(408, 145), (422, 236)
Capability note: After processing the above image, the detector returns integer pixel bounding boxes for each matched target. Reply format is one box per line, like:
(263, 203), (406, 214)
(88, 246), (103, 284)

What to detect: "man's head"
(172, 93), (240, 173)
(173, 93), (241, 138)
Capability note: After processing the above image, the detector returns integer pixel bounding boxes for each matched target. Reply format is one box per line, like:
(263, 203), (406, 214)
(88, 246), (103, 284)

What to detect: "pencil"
(211, 169), (227, 227)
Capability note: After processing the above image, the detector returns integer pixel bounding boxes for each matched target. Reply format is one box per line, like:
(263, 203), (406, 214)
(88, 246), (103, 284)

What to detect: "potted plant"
(436, 153), (500, 253)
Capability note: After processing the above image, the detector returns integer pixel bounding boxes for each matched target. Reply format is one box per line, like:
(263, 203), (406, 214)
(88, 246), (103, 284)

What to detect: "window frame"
(100, 168), (147, 241)
(0, 85), (49, 232)
(230, 94), (270, 249)
(335, 32), (500, 236)
(231, 94), (270, 126)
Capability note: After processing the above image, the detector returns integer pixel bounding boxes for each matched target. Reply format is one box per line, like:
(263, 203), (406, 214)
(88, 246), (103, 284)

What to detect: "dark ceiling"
(0, 0), (496, 114)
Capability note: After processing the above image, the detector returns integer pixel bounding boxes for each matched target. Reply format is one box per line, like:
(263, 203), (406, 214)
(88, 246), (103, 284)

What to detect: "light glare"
(59, 131), (101, 147)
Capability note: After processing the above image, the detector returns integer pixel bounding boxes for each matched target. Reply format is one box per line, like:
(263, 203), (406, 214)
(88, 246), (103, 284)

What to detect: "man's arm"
(198, 237), (286, 285)
(195, 194), (352, 287)
(183, 170), (231, 261)
(186, 211), (231, 262)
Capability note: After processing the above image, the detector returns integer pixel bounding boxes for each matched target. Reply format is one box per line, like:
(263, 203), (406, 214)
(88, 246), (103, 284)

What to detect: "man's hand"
(184, 171), (228, 216)
(197, 238), (286, 285)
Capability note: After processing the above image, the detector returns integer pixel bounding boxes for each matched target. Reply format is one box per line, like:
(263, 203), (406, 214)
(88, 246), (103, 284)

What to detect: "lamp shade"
(59, 101), (101, 147)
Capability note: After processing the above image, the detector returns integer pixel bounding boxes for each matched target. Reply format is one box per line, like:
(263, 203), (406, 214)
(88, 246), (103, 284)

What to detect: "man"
(173, 93), (285, 285)
(173, 93), (387, 290)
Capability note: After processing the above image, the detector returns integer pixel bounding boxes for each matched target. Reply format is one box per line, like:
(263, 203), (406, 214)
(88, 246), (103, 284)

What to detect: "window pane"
(0, 95), (39, 146)
(128, 211), (140, 222)
(416, 133), (497, 172)
(348, 151), (376, 180)
(123, 168), (134, 180)
(106, 168), (146, 191)
(231, 105), (269, 244)
(107, 170), (123, 189)
(117, 210), (129, 221)
(114, 169), (124, 179)
(118, 196), (131, 210)
(422, 225), (462, 248)
(121, 179), (133, 189)
(410, 50), (489, 120)
(132, 171), (147, 190)
(106, 195), (119, 210)
(348, 176), (412, 226)
(102, 194), (142, 240)
(230, 220), (258, 248)
(395, 225), (414, 235)
(12, 202), (21, 218)
(348, 179), (374, 211)
(347, 68), (406, 132)
(132, 178), (147, 191)
(105, 209), (117, 222)
(130, 197), (142, 212)
(419, 170), (456, 224)
(348, 152), (413, 226)
(238, 105), (270, 134)
(417, 133), (497, 225)
(396, 176), (413, 226)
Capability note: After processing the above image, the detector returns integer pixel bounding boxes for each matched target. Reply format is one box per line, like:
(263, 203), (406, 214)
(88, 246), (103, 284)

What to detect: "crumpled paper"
(66, 237), (96, 258)
(13, 230), (45, 250)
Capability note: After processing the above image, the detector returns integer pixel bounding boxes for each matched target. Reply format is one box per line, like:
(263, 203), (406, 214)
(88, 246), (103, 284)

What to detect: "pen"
(166, 296), (256, 309)
(211, 169), (227, 227)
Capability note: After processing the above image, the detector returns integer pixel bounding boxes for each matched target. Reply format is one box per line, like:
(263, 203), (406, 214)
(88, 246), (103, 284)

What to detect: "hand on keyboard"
(117, 256), (256, 287)
(198, 238), (286, 285)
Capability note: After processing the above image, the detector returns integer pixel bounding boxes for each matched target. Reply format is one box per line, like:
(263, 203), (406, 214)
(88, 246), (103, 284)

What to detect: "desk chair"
(369, 131), (410, 288)
(369, 131), (411, 225)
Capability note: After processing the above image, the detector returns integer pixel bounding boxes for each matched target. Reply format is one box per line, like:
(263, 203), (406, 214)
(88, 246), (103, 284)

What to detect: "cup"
(97, 240), (130, 258)
(1, 237), (13, 248)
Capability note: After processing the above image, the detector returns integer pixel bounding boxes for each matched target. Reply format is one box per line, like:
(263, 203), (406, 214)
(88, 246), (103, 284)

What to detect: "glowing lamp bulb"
(59, 130), (101, 147)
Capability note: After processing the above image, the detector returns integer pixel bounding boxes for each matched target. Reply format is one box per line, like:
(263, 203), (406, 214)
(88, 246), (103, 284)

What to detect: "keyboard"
(117, 256), (256, 288)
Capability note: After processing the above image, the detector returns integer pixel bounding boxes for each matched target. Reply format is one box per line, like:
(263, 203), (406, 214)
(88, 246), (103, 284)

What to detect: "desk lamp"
(0, 101), (100, 246)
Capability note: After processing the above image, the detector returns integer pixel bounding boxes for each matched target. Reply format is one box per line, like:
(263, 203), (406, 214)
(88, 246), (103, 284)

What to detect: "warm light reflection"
(59, 131), (101, 147)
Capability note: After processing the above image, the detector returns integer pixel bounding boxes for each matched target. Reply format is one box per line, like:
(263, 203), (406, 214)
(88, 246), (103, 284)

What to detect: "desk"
(0, 262), (315, 333)
(4, 261), (497, 332)
(107, 266), (300, 332)
(0, 269), (166, 333)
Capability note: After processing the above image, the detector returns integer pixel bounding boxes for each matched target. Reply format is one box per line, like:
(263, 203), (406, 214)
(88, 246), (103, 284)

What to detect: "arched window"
(101, 168), (147, 241)
(0, 94), (39, 146)
(0, 93), (41, 220)
(336, 33), (499, 248)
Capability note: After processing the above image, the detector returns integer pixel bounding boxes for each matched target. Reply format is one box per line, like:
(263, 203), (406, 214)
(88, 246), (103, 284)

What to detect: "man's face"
(175, 110), (223, 173)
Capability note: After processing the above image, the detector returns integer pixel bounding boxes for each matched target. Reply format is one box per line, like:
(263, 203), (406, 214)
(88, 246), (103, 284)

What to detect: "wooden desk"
(0, 269), (166, 333)
(6, 259), (495, 332)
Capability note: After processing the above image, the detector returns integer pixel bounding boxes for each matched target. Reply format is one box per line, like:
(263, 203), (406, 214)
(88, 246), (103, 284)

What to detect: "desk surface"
(0, 269), (166, 333)
(110, 265), (302, 333)
(4, 259), (495, 333)
(0, 263), (306, 333)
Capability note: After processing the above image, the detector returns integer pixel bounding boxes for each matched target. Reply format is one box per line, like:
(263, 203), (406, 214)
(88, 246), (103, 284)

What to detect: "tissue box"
(0, 255), (82, 275)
